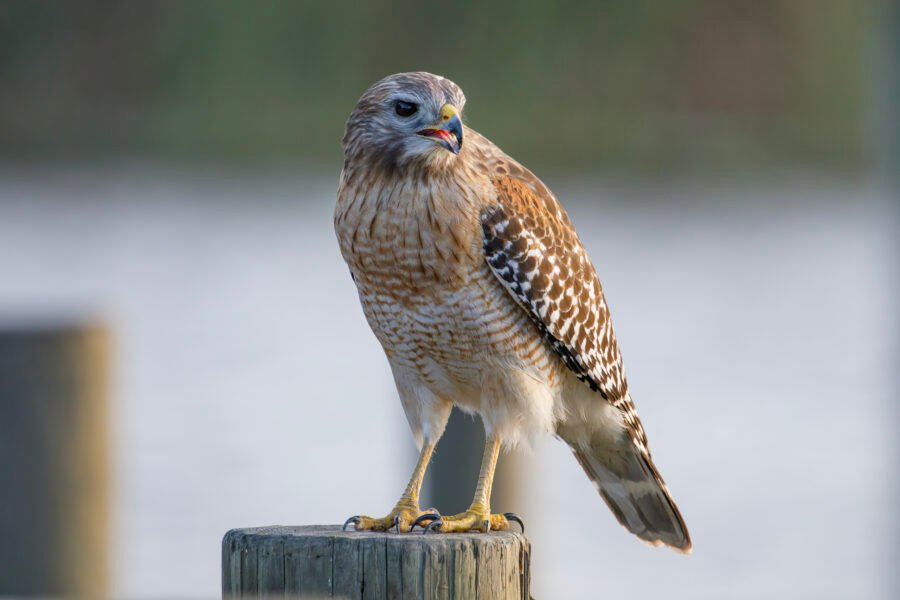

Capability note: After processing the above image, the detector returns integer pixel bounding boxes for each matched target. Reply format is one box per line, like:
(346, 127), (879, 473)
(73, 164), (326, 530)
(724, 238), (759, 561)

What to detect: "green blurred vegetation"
(0, 0), (876, 173)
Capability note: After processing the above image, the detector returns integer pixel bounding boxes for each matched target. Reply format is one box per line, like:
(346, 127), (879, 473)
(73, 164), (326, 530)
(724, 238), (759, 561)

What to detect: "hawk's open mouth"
(416, 108), (463, 155)
(416, 127), (462, 155)
(417, 128), (457, 145)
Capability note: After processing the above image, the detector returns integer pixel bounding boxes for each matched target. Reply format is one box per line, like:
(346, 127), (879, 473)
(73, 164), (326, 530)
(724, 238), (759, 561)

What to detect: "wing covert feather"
(481, 175), (624, 399)
(480, 173), (650, 451)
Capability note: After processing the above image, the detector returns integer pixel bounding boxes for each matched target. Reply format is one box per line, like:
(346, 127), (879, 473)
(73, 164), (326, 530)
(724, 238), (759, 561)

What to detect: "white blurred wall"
(0, 167), (895, 599)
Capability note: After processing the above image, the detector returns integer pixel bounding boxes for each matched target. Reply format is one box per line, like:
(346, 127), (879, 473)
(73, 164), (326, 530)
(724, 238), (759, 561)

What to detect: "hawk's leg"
(425, 435), (517, 533)
(343, 440), (441, 533)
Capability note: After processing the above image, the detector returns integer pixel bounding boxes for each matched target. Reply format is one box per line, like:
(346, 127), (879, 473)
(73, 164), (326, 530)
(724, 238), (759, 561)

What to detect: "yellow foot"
(343, 500), (441, 533)
(424, 505), (524, 534)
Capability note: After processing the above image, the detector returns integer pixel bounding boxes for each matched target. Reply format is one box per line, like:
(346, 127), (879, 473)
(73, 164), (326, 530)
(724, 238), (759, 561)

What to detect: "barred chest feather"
(334, 171), (560, 396)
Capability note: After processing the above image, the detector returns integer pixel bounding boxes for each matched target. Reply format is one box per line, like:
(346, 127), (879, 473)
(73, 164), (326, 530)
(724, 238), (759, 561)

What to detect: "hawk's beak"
(416, 104), (463, 155)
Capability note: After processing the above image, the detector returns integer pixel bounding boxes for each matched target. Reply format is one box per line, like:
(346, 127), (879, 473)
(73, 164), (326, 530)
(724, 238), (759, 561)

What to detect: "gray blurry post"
(0, 322), (110, 598)
(421, 409), (524, 525)
(222, 525), (531, 599)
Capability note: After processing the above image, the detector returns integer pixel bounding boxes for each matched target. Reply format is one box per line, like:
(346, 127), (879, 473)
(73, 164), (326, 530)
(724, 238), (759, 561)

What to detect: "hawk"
(335, 72), (691, 552)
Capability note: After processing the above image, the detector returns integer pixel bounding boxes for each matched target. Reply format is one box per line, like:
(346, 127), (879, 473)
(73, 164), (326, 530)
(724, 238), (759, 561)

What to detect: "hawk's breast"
(335, 174), (560, 398)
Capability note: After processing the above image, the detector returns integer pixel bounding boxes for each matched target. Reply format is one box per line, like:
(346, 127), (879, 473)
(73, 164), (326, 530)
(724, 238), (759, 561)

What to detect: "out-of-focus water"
(0, 167), (895, 599)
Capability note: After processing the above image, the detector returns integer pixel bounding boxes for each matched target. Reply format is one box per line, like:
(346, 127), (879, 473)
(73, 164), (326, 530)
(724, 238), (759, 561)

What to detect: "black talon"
(423, 519), (443, 534)
(393, 515), (401, 534)
(411, 513), (441, 530)
(504, 512), (525, 533)
(482, 519), (491, 533)
(343, 516), (361, 532)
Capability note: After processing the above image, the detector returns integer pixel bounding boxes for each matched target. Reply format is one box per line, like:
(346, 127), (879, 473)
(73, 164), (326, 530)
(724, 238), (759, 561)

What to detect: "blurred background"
(0, 0), (897, 598)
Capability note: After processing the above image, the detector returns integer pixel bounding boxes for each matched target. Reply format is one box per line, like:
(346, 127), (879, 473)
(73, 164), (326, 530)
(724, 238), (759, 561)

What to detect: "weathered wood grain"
(222, 525), (530, 599)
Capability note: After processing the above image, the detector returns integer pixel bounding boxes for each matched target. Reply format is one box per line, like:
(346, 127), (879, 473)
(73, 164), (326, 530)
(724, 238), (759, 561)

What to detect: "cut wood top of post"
(226, 524), (526, 541)
(223, 524), (531, 599)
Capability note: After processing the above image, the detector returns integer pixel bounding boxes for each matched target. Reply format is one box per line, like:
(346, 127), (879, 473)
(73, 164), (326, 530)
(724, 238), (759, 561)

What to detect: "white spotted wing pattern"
(480, 175), (649, 453)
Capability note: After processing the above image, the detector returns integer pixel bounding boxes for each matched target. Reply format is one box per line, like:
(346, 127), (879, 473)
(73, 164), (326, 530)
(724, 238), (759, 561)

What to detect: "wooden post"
(0, 322), (110, 597)
(222, 525), (531, 599)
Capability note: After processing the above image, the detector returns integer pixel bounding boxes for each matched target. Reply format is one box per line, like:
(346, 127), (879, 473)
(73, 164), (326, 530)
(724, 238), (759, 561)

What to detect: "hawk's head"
(343, 72), (467, 173)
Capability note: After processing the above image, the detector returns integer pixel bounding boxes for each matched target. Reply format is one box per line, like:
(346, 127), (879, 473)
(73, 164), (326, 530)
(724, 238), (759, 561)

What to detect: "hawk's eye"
(394, 100), (418, 117)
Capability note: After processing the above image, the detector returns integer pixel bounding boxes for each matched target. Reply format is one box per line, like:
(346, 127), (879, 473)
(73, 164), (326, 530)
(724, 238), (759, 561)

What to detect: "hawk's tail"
(570, 443), (692, 553)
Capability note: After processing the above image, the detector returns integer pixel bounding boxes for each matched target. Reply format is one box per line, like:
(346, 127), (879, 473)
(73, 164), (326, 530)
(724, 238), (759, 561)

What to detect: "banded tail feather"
(570, 441), (691, 553)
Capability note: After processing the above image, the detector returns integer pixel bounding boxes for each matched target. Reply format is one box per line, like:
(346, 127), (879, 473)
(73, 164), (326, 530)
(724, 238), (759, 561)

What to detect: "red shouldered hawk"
(335, 72), (690, 552)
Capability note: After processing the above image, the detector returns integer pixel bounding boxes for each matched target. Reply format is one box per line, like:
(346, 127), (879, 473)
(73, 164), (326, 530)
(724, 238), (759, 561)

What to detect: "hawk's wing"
(480, 173), (648, 452)
(480, 172), (691, 553)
